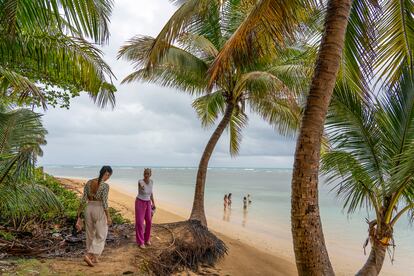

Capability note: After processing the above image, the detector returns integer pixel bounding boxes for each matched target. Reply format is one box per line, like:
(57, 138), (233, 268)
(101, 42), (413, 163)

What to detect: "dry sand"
(54, 178), (297, 276)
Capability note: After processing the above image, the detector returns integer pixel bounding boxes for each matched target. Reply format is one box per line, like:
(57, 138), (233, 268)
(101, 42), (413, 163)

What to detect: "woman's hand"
(75, 217), (83, 232)
(139, 182), (144, 191)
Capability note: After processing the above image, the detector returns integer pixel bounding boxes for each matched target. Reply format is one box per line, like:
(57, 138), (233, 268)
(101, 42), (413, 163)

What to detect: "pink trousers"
(135, 198), (152, 245)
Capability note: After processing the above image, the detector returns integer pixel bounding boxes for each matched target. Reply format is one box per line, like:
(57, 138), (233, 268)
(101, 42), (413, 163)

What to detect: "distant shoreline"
(41, 164), (294, 170)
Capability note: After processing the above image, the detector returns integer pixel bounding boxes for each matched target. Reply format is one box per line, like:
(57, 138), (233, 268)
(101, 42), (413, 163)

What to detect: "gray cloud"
(38, 1), (295, 168)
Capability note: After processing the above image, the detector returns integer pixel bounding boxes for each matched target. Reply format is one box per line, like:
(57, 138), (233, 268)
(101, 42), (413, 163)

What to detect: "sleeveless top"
(137, 179), (153, 201)
(80, 180), (109, 210)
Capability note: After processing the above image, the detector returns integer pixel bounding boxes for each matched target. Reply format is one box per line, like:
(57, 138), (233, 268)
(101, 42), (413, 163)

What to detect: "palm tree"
(322, 71), (414, 275)
(0, 0), (116, 108)
(202, 0), (413, 273)
(118, 2), (304, 226)
(0, 0), (117, 230)
(0, 105), (62, 230)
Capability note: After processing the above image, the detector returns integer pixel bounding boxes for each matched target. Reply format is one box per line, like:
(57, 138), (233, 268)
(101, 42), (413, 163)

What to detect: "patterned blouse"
(80, 180), (109, 210)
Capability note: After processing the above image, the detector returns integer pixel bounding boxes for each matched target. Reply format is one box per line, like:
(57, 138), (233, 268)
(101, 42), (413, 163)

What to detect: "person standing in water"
(243, 196), (248, 209)
(135, 168), (156, 249)
(76, 166), (113, 267)
(224, 194), (228, 210)
(228, 193), (232, 207)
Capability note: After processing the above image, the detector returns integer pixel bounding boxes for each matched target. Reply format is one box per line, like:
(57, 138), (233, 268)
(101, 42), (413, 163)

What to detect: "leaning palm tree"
(119, 2), (304, 227)
(322, 71), (414, 275)
(0, 0), (116, 108)
(0, 105), (62, 230)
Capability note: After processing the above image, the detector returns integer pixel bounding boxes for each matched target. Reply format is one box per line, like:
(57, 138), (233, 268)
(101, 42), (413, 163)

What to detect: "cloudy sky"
(38, 0), (296, 168)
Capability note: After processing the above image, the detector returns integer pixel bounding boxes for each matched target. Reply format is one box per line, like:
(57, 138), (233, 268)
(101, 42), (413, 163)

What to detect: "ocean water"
(44, 165), (414, 275)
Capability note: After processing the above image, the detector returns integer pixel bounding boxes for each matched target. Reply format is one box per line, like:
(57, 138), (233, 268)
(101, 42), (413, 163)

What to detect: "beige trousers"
(85, 201), (108, 255)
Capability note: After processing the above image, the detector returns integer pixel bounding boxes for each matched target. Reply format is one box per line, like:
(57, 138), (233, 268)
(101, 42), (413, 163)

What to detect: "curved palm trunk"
(190, 103), (235, 226)
(291, 0), (352, 275)
(356, 241), (387, 276)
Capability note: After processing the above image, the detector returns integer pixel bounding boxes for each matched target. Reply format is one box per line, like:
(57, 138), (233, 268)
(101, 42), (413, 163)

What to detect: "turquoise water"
(44, 165), (414, 275)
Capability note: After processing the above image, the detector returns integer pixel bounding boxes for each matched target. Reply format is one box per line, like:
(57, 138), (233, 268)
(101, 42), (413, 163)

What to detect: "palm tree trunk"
(190, 102), (235, 227)
(291, 0), (353, 275)
(356, 241), (387, 276)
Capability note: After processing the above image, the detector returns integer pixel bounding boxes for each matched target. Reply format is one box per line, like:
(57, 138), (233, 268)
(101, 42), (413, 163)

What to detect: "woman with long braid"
(76, 166), (113, 266)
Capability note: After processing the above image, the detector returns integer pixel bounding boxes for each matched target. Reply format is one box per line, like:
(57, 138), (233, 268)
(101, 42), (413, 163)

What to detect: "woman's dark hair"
(98, 166), (113, 184)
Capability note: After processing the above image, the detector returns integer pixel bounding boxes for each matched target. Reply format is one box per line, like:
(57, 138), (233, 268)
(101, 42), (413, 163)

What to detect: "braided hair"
(98, 166), (113, 184)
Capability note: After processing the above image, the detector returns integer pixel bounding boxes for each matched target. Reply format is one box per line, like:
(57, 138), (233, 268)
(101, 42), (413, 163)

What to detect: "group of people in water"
(224, 193), (252, 210)
(75, 166), (155, 267)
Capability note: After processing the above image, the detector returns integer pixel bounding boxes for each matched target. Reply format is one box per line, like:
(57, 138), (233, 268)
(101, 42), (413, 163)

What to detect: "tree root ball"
(147, 220), (227, 275)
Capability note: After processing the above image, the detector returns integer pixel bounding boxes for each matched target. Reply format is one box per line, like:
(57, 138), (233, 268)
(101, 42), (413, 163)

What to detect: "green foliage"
(0, 0), (116, 108)
(0, 183), (63, 228)
(0, 230), (15, 241)
(0, 107), (47, 185)
(322, 70), (414, 226)
(0, 106), (63, 230)
(109, 207), (130, 225)
(0, 167), (129, 229)
(34, 169), (130, 224)
(35, 171), (81, 221)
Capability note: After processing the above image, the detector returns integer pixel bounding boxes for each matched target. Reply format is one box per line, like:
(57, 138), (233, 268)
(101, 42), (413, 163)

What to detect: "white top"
(137, 179), (153, 201)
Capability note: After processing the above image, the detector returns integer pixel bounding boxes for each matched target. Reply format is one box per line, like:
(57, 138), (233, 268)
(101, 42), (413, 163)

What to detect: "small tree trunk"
(291, 0), (353, 275)
(190, 103), (235, 227)
(356, 241), (387, 276)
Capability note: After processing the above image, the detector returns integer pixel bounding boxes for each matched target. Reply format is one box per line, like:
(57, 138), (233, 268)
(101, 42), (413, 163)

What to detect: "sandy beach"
(39, 175), (412, 276)
(57, 177), (297, 276)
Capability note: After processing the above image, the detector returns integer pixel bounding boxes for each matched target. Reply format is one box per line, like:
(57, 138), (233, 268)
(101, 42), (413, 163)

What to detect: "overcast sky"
(38, 0), (296, 168)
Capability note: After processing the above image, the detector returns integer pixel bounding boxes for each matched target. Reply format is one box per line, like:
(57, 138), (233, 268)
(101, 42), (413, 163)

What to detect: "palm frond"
(321, 150), (378, 215)
(381, 71), (414, 202)
(327, 84), (384, 186)
(228, 106), (248, 156)
(249, 92), (301, 137)
(192, 91), (226, 127)
(0, 0), (114, 43)
(0, 66), (45, 108)
(0, 32), (116, 107)
(144, 0), (218, 67)
(0, 108), (46, 184)
(208, 0), (308, 86)
(338, 0), (379, 93)
(177, 32), (219, 60)
(0, 183), (62, 229)
(234, 71), (287, 99)
(120, 36), (208, 95)
(375, 0), (414, 86)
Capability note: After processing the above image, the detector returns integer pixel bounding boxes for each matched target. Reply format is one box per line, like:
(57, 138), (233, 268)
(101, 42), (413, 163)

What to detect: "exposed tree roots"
(143, 220), (227, 275)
